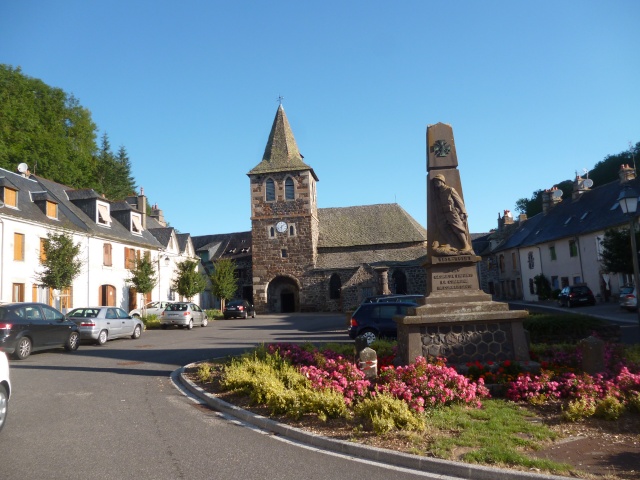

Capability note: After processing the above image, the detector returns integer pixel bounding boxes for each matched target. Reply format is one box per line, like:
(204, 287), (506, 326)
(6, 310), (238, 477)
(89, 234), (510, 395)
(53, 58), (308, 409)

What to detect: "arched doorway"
(392, 270), (408, 294)
(267, 276), (300, 313)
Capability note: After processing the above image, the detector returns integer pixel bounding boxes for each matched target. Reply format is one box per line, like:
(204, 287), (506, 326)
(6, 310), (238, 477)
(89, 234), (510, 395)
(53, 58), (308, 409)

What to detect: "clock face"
(276, 221), (288, 233)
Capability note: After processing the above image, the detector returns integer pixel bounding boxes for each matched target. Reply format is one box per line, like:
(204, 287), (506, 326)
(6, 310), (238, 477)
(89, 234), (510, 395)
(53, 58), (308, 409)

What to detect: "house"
(485, 165), (640, 302)
(0, 167), (204, 311)
(193, 105), (428, 313)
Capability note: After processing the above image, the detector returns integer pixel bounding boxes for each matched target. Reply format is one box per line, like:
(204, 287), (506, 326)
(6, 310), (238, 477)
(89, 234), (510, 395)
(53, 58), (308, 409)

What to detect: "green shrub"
(561, 397), (596, 422)
(142, 314), (161, 329)
(206, 309), (223, 319)
(196, 363), (214, 383)
(300, 388), (349, 421)
(594, 396), (626, 420)
(354, 392), (425, 434)
(627, 391), (640, 413)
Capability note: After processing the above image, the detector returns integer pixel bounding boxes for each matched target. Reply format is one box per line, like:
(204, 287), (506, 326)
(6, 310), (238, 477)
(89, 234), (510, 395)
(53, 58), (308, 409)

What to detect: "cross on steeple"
(277, 95), (284, 106)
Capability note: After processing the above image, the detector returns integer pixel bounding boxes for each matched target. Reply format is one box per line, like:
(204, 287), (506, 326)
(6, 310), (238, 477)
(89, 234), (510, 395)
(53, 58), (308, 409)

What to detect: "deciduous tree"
(36, 232), (83, 291)
(172, 259), (207, 301)
(209, 258), (238, 310)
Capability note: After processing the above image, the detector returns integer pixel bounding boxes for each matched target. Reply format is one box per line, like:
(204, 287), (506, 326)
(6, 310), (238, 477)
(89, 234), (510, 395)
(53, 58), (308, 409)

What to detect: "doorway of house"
(267, 276), (299, 313)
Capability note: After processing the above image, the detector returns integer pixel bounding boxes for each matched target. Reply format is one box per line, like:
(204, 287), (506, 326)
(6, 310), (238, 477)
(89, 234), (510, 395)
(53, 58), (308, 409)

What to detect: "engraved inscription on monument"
(432, 270), (475, 292)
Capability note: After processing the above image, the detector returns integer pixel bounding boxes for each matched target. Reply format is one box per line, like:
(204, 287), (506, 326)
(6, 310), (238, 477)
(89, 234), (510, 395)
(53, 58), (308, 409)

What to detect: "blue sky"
(1, 1), (638, 237)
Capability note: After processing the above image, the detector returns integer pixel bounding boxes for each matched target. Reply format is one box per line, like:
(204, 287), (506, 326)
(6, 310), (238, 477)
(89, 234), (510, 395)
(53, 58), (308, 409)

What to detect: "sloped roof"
(247, 105), (318, 180)
(318, 204), (427, 248)
(192, 231), (252, 261)
(147, 227), (174, 248)
(316, 244), (428, 269)
(494, 176), (640, 252)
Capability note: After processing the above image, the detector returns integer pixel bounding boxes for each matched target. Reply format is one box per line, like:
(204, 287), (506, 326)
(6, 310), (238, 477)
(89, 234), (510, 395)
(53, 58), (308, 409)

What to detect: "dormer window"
(97, 201), (112, 227)
(46, 200), (58, 219)
(3, 187), (17, 208)
(131, 212), (143, 235)
(285, 177), (294, 200)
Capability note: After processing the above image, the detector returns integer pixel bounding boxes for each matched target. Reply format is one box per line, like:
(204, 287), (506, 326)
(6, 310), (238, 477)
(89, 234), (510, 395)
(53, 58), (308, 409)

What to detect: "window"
(281, 249), (288, 258)
(551, 276), (559, 289)
(569, 240), (578, 257)
(124, 247), (138, 269)
(103, 243), (112, 266)
(499, 255), (505, 273)
(40, 237), (47, 263)
(527, 252), (534, 269)
(573, 276), (582, 285)
(4, 187), (17, 208)
(97, 202), (111, 226)
(46, 200), (58, 219)
(265, 178), (275, 201)
(529, 278), (535, 294)
(511, 252), (517, 270)
(549, 246), (557, 261)
(285, 177), (294, 200)
(12, 283), (25, 302)
(131, 213), (143, 234)
(329, 274), (341, 300)
(14, 233), (25, 261)
(60, 286), (73, 310)
(269, 226), (275, 238)
(289, 224), (295, 236)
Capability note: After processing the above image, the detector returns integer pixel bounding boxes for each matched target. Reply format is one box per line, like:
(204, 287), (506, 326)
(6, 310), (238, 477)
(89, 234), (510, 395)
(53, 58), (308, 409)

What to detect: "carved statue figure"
(431, 174), (473, 255)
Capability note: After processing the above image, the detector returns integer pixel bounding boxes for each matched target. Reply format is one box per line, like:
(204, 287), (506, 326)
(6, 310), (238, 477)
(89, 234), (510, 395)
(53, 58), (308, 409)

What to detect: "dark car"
(223, 299), (256, 319)
(348, 301), (418, 345)
(0, 303), (80, 359)
(362, 294), (423, 304)
(557, 285), (596, 308)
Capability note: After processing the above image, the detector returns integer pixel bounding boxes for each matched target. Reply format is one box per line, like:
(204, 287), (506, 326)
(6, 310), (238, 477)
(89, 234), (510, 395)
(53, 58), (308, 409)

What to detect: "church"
(192, 105), (428, 313)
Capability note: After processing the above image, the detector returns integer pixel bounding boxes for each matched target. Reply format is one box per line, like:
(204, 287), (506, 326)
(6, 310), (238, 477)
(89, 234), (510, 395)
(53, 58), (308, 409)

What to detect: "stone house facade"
(193, 105), (428, 313)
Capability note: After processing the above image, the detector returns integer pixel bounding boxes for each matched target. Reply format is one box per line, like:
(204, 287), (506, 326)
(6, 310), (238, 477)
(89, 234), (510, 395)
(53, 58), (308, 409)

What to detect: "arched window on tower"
(329, 274), (341, 300)
(285, 177), (295, 200)
(265, 178), (275, 201)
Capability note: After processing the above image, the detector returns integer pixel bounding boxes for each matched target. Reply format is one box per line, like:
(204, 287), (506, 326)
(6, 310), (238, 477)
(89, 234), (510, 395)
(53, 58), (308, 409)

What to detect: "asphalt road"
(0, 314), (454, 480)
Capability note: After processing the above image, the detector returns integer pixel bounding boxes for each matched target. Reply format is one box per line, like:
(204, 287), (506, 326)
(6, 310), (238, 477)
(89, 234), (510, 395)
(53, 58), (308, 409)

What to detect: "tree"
(36, 231), (83, 291)
(0, 64), (98, 187)
(533, 274), (552, 300)
(127, 253), (157, 304)
(600, 227), (638, 275)
(209, 258), (238, 310)
(172, 259), (207, 301)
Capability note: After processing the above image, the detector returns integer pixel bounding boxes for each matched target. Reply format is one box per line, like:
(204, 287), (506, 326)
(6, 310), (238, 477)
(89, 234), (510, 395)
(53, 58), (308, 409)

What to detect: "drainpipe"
(576, 237), (585, 284)
(86, 234), (91, 306)
(0, 217), (4, 302)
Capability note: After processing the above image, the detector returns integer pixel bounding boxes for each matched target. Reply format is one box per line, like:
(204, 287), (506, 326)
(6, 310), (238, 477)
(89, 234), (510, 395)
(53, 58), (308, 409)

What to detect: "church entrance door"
(267, 276), (300, 313)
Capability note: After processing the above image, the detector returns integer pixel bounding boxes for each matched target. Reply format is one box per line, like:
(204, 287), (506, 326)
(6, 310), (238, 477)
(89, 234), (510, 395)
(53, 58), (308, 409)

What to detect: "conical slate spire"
(248, 105), (317, 179)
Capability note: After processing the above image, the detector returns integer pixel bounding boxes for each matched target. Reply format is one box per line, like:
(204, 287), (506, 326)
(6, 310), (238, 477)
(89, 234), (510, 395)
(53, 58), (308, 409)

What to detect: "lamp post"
(617, 185), (640, 327)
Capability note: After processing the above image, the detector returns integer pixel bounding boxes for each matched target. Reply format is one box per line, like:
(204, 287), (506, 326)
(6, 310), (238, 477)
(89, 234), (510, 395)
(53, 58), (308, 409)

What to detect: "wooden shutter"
(14, 233), (24, 261)
(103, 243), (112, 266)
(40, 238), (47, 263)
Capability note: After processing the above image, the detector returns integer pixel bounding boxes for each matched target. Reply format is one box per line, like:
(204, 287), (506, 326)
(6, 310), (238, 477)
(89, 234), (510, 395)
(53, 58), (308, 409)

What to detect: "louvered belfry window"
(285, 177), (294, 200)
(265, 179), (275, 201)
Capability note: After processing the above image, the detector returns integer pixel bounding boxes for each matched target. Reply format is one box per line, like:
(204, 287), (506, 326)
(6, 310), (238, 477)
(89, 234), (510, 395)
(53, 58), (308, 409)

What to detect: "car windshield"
(227, 301), (243, 307)
(621, 286), (635, 294)
(165, 303), (189, 311)
(68, 308), (100, 318)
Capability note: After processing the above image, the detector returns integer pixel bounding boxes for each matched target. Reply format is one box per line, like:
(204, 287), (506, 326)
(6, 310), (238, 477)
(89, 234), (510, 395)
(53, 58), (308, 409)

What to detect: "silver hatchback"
(67, 307), (144, 345)
(160, 303), (208, 330)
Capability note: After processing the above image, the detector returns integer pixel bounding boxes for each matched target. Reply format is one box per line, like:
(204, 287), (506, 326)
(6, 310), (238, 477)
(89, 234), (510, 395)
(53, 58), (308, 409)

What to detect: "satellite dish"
(17, 163), (28, 173)
(552, 189), (563, 198)
(583, 179), (594, 188)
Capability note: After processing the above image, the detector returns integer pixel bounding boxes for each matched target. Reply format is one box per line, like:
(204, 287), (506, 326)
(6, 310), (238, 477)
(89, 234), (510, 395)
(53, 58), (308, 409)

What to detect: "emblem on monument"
(433, 140), (451, 157)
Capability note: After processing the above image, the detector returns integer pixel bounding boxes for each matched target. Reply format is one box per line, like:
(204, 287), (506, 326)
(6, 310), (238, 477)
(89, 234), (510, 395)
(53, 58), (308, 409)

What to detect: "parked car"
(557, 285), (596, 308)
(619, 285), (637, 311)
(160, 303), (208, 329)
(129, 301), (174, 319)
(348, 301), (418, 345)
(66, 307), (144, 345)
(362, 294), (423, 304)
(0, 352), (10, 433)
(0, 302), (80, 359)
(223, 299), (256, 319)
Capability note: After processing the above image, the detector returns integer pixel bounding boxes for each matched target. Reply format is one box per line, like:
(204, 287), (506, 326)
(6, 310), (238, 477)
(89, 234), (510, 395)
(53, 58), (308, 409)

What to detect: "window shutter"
(266, 179), (275, 201)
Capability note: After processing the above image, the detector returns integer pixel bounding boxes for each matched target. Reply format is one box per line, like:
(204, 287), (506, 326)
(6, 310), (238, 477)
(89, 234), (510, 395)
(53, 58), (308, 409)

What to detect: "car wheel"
(201, 318), (208, 327)
(0, 384), (8, 433)
(131, 324), (142, 339)
(359, 329), (378, 346)
(243, 312), (248, 319)
(187, 319), (193, 330)
(13, 336), (32, 360)
(97, 329), (108, 345)
(65, 331), (80, 352)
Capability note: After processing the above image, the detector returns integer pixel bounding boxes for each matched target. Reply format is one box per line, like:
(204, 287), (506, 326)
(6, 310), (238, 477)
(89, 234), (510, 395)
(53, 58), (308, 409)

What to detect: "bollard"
(355, 336), (378, 379)
(578, 335), (605, 375)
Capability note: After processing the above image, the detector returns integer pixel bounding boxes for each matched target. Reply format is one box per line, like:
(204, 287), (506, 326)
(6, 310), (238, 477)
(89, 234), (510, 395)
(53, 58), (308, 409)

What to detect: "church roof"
(247, 105), (318, 180)
(318, 203), (427, 248)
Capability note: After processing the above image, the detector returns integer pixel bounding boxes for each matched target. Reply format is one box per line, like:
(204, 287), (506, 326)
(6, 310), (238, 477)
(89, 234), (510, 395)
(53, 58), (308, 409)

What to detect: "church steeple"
(248, 105), (318, 180)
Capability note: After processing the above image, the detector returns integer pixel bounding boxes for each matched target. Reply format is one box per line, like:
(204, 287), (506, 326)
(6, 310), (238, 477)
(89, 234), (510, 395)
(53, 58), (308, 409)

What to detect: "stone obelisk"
(394, 123), (530, 366)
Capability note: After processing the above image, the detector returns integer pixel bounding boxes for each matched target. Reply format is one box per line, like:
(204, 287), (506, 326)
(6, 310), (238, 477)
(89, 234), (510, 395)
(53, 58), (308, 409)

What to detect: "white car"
(129, 301), (173, 319)
(0, 352), (10, 433)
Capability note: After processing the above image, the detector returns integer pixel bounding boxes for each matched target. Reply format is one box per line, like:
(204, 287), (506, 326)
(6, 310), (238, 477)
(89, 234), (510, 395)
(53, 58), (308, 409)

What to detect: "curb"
(177, 363), (574, 480)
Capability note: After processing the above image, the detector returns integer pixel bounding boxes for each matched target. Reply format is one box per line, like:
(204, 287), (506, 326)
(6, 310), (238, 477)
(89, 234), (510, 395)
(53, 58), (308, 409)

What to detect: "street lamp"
(617, 185), (640, 327)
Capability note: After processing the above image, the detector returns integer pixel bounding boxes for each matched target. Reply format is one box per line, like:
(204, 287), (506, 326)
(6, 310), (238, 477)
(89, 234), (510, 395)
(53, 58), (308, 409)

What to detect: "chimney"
(137, 187), (147, 229)
(572, 175), (591, 201)
(498, 210), (514, 231)
(150, 203), (167, 227)
(542, 187), (562, 215)
(518, 213), (527, 223)
(619, 164), (636, 183)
